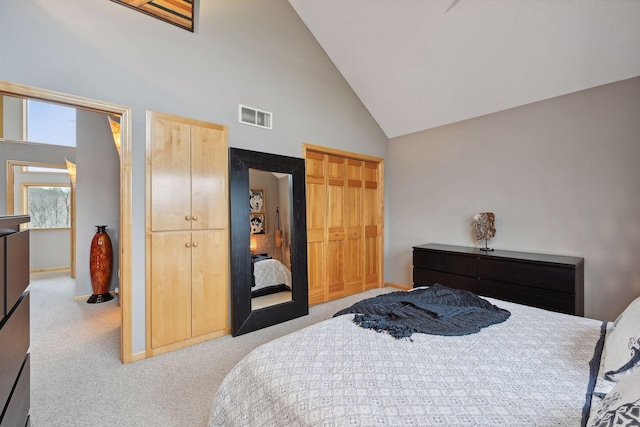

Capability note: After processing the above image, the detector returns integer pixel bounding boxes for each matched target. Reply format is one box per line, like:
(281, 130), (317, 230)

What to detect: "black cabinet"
(413, 243), (584, 316)
(0, 215), (30, 427)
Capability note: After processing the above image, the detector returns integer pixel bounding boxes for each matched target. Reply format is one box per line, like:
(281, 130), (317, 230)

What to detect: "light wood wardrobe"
(304, 144), (384, 305)
(145, 111), (229, 357)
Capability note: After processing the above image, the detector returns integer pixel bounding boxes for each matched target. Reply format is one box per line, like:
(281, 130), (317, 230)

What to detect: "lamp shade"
(108, 116), (121, 157)
(250, 235), (258, 253)
(65, 157), (77, 185)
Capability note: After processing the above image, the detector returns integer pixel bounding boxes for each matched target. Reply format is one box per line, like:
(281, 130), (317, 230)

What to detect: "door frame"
(0, 81), (134, 363)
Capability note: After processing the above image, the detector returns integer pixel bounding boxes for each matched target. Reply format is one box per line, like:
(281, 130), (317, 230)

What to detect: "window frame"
(20, 182), (72, 230)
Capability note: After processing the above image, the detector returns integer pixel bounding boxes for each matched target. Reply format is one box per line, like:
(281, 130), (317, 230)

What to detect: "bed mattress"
(209, 297), (604, 426)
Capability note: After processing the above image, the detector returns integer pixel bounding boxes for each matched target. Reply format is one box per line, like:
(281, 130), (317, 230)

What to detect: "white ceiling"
(288, 0), (640, 138)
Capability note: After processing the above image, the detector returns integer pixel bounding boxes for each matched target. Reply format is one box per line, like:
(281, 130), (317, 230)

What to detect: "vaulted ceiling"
(288, 0), (640, 138)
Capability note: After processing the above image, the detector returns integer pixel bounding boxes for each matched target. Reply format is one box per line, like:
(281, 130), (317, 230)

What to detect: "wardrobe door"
(150, 231), (192, 348)
(326, 155), (346, 301)
(344, 159), (364, 296)
(305, 151), (326, 305)
(190, 124), (228, 231)
(191, 229), (228, 337)
(363, 161), (380, 290)
(149, 117), (191, 232)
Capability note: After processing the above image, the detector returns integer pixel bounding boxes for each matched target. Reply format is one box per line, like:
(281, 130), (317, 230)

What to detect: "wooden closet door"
(191, 124), (228, 231)
(326, 155), (346, 300)
(150, 231), (192, 348)
(364, 161), (380, 290)
(305, 151), (326, 305)
(345, 159), (364, 296)
(149, 116), (191, 232)
(191, 229), (228, 337)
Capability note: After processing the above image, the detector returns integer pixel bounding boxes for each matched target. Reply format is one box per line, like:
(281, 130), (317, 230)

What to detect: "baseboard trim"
(384, 282), (412, 291)
(385, 282), (412, 291)
(129, 351), (147, 363)
(30, 267), (71, 274)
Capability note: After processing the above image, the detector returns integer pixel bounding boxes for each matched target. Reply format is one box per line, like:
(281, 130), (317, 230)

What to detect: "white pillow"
(602, 296), (640, 382)
(587, 369), (640, 426)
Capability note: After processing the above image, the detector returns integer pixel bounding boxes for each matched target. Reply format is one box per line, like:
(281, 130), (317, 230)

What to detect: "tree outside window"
(23, 185), (71, 229)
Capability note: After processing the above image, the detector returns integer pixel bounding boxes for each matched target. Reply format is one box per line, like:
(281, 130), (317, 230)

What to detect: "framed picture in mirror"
(249, 188), (265, 213)
(250, 214), (266, 234)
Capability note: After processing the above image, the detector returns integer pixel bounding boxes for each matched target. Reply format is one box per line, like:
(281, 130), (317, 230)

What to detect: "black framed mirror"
(230, 148), (308, 336)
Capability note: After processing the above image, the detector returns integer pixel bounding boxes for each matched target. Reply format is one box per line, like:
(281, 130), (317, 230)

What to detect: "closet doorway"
(0, 81), (134, 363)
(303, 144), (384, 305)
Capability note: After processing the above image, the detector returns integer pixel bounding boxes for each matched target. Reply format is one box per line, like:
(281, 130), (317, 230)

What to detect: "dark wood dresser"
(0, 215), (30, 427)
(413, 243), (584, 316)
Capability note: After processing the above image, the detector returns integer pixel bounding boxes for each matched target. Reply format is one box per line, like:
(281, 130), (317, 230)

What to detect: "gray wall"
(0, 142), (76, 214)
(76, 109), (120, 297)
(0, 0), (388, 354)
(387, 77), (640, 322)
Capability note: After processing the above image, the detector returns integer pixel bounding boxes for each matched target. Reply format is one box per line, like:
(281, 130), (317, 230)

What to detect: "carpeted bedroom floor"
(28, 271), (395, 426)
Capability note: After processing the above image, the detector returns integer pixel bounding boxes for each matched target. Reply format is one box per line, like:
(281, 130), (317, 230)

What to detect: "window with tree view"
(24, 185), (71, 228)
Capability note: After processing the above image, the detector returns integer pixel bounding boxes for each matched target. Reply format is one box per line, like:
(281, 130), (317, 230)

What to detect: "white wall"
(0, 0), (388, 354)
(387, 77), (640, 322)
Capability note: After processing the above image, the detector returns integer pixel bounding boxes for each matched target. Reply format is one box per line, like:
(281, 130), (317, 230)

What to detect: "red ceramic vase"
(88, 225), (114, 303)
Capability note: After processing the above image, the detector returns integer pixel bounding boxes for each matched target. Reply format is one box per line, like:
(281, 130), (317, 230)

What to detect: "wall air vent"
(239, 104), (272, 130)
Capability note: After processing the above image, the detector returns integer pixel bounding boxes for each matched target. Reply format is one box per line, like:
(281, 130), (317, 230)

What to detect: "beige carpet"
(28, 272), (395, 426)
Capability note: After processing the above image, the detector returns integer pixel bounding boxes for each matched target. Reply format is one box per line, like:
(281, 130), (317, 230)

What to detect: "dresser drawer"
(6, 230), (30, 314)
(413, 250), (476, 277)
(0, 354), (30, 427)
(0, 236), (4, 316)
(478, 257), (575, 293)
(413, 268), (477, 292)
(0, 293), (30, 411)
(478, 279), (575, 314)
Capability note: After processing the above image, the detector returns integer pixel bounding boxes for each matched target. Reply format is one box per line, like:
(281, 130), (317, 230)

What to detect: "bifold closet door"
(326, 155), (346, 300)
(305, 146), (383, 305)
(344, 159), (364, 296)
(364, 162), (380, 290)
(305, 151), (326, 306)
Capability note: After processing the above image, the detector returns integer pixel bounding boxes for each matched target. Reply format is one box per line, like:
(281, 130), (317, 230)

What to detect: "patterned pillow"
(603, 296), (640, 382)
(587, 370), (640, 427)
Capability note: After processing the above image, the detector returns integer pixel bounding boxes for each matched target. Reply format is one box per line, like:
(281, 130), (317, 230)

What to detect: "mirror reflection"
(229, 148), (308, 337)
(249, 169), (293, 310)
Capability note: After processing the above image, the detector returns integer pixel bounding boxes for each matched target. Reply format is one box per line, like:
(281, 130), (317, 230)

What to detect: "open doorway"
(0, 81), (134, 363)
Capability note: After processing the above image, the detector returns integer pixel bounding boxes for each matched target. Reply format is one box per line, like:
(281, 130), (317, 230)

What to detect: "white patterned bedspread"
(209, 298), (604, 426)
(253, 259), (292, 291)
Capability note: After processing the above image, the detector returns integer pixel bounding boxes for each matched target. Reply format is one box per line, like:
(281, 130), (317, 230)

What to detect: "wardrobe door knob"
(185, 215), (191, 221)
(192, 242), (198, 248)
(185, 242), (191, 248)
(192, 215), (198, 221)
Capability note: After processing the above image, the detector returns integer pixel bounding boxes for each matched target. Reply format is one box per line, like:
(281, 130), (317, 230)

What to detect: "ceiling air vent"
(239, 104), (272, 130)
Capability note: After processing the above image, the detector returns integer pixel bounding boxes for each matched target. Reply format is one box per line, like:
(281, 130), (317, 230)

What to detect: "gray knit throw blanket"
(334, 284), (511, 339)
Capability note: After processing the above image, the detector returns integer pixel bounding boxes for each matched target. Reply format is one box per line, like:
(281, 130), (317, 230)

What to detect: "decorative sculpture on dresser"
(472, 212), (496, 252)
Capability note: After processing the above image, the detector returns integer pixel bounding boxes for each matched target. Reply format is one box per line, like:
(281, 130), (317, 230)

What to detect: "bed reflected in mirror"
(249, 168), (293, 311)
(230, 148), (308, 336)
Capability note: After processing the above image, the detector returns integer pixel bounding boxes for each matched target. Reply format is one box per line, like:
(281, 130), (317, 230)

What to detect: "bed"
(251, 257), (292, 298)
(209, 286), (640, 426)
